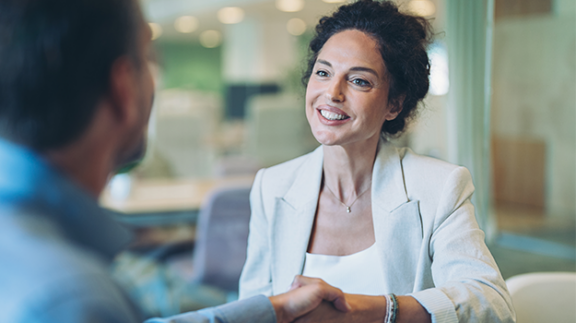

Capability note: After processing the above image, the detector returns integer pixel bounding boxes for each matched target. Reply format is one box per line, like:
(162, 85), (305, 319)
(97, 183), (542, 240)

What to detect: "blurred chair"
(111, 186), (253, 316)
(190, 186), (252, 300)
(506, 272), (576, 323)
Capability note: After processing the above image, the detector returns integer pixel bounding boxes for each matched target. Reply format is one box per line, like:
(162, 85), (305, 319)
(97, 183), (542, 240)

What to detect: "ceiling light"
(149, 23), (162, 40)
(174, 16), (199, 33)
(407, 0), (436, 17)
(287, 18), (306, 36)
(200, 30), (222, 48)
(217, 7), (245, 24)
(276, 0), (304, 13)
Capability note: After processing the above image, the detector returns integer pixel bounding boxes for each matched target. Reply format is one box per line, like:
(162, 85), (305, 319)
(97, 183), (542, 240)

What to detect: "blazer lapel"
(372, 142), (424, 294)
(270, 147), (324, 294)
(371, 141), (408, 213)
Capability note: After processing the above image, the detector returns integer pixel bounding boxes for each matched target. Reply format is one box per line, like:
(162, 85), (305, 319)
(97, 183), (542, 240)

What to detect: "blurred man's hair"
(0, 0), (141, 151)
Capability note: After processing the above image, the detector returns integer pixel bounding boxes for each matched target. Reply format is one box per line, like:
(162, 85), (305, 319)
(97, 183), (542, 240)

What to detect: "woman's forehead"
(317, 30), (386, 74)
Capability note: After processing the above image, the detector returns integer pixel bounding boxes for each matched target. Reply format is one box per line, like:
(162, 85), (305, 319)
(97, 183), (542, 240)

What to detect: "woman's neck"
(322, 134), (381, 201)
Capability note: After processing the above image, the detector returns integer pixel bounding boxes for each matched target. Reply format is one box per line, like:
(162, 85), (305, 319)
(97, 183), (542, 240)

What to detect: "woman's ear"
(386, 94), (405, 120)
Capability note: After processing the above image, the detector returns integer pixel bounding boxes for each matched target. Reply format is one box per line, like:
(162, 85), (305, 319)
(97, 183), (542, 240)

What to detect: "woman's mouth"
(316, 107), (351, 125)
(320, 109), (350, 121)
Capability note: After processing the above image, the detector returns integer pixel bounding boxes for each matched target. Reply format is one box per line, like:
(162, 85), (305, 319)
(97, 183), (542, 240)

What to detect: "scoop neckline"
(305, 243), (377, 258)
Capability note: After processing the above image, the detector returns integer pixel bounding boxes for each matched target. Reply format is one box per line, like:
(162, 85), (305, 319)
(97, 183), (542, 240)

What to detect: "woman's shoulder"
(399, 147), (461, 174)
(397, 147), (474, 198)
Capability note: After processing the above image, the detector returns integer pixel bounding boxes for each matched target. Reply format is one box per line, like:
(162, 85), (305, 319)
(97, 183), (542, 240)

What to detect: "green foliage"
(154, 40), (223, 94)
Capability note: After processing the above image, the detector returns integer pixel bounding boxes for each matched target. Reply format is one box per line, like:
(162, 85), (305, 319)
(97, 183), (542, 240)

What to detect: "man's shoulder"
(0, 209), (139, 323)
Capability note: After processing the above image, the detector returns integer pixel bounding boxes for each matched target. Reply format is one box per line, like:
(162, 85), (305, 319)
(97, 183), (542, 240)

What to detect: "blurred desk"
(100, 176), (255, 228)
(101, 176), (255, 213)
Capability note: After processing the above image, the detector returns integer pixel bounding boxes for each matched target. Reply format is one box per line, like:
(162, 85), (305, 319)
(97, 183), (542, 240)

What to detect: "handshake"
(269, 276), (352, 323)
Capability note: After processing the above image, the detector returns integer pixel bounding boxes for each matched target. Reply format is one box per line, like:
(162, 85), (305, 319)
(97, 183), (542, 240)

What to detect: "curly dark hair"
(303, 0), (433, 137)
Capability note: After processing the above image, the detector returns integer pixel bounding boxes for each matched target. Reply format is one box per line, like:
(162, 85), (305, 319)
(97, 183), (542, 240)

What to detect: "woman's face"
(305, 29), (400, 147)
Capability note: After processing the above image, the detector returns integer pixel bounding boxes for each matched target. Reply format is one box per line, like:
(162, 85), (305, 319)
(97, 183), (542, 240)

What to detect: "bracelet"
(383, 294), (391, 323)
(388, 293), (398, 323)
(383, 293), (398, 323)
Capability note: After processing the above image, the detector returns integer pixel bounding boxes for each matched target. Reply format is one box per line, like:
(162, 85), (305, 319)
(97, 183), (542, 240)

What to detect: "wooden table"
(100, 175), (255, 246)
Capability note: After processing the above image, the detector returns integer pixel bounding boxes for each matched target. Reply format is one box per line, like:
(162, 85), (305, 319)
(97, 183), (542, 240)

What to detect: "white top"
(301, 243), (387, 296)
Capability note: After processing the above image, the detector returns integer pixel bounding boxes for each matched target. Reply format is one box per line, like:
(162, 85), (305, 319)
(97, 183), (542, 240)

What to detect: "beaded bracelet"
(388, 293), (398, 323)
(383, 293), (398, 323)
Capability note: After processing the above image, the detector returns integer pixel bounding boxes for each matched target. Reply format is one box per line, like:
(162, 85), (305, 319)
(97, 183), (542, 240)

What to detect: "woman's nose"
(325, 78), (345, 103)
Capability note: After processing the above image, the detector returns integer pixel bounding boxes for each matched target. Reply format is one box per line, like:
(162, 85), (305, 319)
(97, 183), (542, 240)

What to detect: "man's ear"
(386, 94), (405, 121)
(107, 56), (139, 126)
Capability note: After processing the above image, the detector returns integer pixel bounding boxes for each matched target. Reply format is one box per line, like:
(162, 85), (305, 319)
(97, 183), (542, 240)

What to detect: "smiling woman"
(239, 1), (516, 323)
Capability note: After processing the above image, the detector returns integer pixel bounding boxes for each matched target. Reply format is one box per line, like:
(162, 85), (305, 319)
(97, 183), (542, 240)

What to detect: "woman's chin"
(312, 133), (347, 147)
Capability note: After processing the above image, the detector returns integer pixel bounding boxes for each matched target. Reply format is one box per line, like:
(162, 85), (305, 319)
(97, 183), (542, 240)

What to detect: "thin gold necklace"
(324, 180), (372, 213)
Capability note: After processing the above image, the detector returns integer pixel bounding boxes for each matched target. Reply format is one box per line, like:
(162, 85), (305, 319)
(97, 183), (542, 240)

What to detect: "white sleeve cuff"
(410, 289), (458, 323)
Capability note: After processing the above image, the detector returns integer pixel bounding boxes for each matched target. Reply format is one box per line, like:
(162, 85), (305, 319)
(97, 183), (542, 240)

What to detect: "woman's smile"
(317, 105), (351, 125)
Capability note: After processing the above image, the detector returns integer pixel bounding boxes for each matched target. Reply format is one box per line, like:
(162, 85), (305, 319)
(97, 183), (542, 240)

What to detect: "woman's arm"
(238, 169), (274, 298)
(409, 167), (515, 322)
(295, 294), (431, 323)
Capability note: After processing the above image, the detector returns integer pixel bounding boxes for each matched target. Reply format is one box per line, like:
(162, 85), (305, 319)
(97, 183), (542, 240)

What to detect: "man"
(0, 0), (349, 322)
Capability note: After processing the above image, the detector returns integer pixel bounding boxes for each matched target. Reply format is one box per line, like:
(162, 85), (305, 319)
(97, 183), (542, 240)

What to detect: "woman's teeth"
(320, 109), (348, 120)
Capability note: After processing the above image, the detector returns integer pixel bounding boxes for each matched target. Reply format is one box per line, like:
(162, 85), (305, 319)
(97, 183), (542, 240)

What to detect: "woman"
(239, 1), (515, 322)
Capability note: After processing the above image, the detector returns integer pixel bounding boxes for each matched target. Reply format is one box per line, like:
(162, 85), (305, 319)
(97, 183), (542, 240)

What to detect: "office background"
(101, 0), (576, 317)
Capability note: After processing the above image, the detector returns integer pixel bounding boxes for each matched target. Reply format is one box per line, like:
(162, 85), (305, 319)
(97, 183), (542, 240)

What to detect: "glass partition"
(490, 0), (576, 274)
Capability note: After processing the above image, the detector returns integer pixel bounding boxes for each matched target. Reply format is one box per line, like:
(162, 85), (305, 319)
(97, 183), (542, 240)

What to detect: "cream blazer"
(239, 142), (515, 323)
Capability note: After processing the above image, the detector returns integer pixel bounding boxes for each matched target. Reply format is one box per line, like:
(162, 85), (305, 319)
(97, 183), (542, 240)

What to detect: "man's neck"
(43, 140), (115, 198)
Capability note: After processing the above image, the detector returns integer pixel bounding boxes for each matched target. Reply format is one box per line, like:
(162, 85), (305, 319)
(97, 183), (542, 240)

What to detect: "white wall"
(222, 18), (298, 83)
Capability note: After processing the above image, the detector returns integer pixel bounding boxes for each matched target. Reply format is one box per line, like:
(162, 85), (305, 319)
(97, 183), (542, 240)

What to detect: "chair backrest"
(191, 186), (252, 293)
(506, 272), (576, 323)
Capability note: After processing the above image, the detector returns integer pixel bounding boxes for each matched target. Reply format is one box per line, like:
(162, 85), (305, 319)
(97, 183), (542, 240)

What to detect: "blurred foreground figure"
(0, 0), (349, 322)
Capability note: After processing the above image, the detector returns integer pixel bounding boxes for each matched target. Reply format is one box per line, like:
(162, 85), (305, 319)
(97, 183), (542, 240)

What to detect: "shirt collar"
(0, 138), (133, 262)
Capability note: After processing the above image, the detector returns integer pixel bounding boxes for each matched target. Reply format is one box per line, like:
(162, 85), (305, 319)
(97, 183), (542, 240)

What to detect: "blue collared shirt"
(0, 138), (276, 323)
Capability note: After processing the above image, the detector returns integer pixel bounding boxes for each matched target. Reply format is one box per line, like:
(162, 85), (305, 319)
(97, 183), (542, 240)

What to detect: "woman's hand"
(289, 277), (431, 323)
(290, 276), (386, 323)
(269, 276), (351, 323)
(294, 294), (387, 323)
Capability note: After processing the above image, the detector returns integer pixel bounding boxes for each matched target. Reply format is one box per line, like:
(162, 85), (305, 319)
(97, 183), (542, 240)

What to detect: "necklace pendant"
(346, 207), (351, 213)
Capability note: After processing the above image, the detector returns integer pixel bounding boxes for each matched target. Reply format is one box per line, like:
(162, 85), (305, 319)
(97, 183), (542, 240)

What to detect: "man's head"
(0, 0), (154, 169)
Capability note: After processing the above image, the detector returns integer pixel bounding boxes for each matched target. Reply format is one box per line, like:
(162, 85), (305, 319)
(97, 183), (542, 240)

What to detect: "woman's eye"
(315, 70), (329, 77)
(352, 78), (370, 87)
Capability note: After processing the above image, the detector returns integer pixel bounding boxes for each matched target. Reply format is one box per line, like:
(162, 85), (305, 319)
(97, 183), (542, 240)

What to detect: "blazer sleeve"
(144, 295), (276, 323)
(410, 167), (516, 323)
(238, 169), (274, 299)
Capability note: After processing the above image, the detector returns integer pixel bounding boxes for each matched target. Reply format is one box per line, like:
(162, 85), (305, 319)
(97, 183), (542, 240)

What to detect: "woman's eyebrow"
(350, 67), (379, 77)
(317, 59), (379, 78)
(317, 59), (332, 67)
